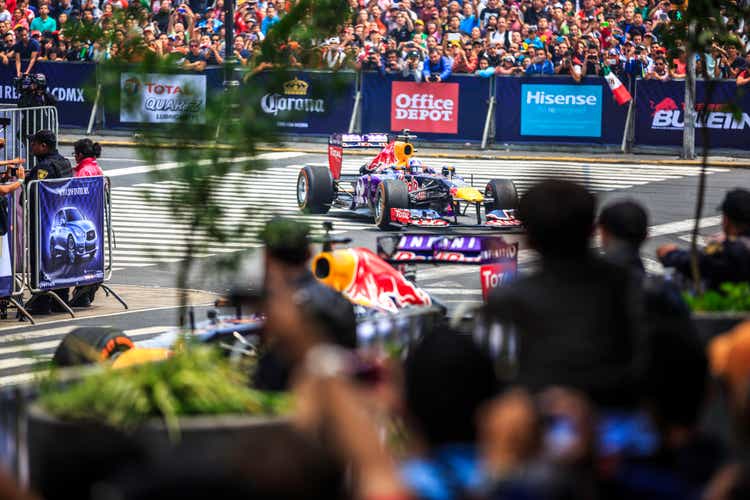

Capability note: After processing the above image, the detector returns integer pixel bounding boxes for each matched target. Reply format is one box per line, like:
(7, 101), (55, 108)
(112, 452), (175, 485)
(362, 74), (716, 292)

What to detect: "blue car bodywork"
(49, 207), (97, 264)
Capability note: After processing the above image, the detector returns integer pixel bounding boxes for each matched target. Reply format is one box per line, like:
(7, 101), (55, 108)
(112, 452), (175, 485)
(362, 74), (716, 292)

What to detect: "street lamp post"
(223, 0), (239, 89)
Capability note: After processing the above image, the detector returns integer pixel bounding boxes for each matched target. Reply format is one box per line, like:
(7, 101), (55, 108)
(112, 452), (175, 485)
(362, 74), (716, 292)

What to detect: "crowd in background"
(0, 0), (749, 83)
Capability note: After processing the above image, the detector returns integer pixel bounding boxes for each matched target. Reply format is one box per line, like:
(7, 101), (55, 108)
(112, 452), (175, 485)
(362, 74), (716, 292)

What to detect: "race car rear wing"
(376, 233), (519, 300)
(328, 132), (389, 179)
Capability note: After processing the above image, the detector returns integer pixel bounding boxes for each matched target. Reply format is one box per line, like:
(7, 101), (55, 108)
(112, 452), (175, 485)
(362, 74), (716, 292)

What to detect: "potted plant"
(685, 282), (750, 342)
(27, 345), (291, 500)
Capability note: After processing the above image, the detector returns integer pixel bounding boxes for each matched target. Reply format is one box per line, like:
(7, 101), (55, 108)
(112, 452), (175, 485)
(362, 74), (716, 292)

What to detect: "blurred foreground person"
(486, 180), (647, 408)
(598, 199), (690, 318)
(254, 217), (356, 390)
(400, 326), (499, 499)
(657, 188), (750, 290)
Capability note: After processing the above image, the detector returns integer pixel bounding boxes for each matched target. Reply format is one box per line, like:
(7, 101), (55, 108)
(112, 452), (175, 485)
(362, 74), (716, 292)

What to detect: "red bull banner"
(635, 79), (750, 150)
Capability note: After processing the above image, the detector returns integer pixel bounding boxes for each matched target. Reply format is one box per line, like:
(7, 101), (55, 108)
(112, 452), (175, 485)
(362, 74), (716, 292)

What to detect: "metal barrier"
(0, 106), (58, 169)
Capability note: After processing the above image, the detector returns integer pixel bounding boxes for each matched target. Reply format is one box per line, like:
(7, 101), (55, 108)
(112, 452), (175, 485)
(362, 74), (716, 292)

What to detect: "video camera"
(13, 73), (47, 95)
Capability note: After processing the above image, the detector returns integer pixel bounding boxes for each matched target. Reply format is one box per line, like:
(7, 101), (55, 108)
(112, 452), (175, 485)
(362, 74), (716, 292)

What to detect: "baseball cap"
(503, 55), (514, 62)
(27, 130), (57, 147)
(608, 48), (619, 55)
(14, 24), (26, 31)
(415, 19), (424, 25)
(553, 2), (563, 7)
(719, 188), (750, 224)
(30, 30), (41, 37)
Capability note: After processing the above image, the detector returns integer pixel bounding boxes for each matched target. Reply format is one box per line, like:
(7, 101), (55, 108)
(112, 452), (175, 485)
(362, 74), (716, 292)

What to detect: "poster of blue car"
(36, 177), (105, 290)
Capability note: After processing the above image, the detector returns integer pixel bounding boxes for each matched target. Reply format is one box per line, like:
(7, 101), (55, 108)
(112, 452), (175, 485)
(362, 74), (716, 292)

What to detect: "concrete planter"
(692, 312), (749, 343)
(27, 404), (290, 500)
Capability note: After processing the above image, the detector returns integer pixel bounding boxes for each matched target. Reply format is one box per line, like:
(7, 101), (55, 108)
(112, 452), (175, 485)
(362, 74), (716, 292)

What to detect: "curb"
(58, 137), (750, 169)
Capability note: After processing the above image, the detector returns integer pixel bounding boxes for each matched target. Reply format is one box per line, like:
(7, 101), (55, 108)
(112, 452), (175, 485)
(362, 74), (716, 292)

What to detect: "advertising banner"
(391, 81), (459, 134)
(0, 195), (13, 298)
(119, 72), (207, 124)
(495, 76), (626, 145)
(35, 177), (105, 291)
(362, 72), (490, 142)
(634, 79), (750, 150)
(249, 70), (356, 135)
(520, 83), (602, 137)
(0, 62), (96, 128)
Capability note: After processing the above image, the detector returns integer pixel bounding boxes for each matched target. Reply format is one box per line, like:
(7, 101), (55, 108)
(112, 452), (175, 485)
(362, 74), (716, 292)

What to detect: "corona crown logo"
(283, 77), (309, 96)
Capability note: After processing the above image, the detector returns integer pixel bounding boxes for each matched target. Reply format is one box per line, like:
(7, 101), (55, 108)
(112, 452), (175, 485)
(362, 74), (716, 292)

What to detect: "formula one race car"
(296, 131), (522, 230)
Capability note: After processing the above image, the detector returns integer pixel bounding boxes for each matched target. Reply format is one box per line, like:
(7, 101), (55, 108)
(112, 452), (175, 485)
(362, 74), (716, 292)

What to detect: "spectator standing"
(402, 48), (423, 81)
(525, 47), (554, 74)
(12, 24), (38, 75)
(260, 4), (279, 36)
(646, 54), (670, 80)
(183, 38), (206, 70)
(422, 46), (451, 81)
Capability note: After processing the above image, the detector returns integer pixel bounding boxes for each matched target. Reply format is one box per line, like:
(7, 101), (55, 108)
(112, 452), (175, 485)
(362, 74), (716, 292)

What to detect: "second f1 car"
(297, 132), (522, 230)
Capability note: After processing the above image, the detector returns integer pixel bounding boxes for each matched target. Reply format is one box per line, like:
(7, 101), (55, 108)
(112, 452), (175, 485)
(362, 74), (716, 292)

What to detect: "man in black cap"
(26, 130), (72, 182)
(658, 188), (750, 290)
(253, 217), (356, 390)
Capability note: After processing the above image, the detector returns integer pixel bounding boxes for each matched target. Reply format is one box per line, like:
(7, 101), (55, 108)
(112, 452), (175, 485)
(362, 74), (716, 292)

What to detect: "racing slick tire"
(52, 327), (134, 367)
(374, 179), (409, 229)
(484, 179), (519, 212)
(297, 165), (334, 214)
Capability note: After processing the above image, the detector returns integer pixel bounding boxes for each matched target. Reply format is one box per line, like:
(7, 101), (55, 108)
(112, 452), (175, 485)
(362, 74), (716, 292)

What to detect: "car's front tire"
(297, 166), (334, 214)
(66, 235), (76, 265)
(485, 179), (519, 212)
(374, 179), (409, 229)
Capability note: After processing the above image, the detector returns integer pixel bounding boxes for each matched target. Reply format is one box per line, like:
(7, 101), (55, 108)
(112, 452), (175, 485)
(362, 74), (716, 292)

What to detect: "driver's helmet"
(408, 158), (423, 173)
(33, 73), (47, 90)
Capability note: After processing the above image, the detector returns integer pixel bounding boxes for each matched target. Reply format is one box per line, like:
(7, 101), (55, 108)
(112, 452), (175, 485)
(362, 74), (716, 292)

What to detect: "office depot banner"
(362, 72), (490, 142)
(635, 79), (750, 150)
(120, 72), (207, 124)
(390, 81), (459, 134)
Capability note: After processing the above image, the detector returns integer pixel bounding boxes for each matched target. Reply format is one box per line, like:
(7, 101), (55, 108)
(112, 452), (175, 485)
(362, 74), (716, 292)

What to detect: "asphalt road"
(0, 144), (747, 385)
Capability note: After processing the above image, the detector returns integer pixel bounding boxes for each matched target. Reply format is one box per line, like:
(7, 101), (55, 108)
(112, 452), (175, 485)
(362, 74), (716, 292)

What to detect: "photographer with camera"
(555, 47), (583, 81)
(624, 42), (652, 78)
(16, 72), (56, 108)
(583, 43), (602, 76)
(402, 48), (423, 81)
(12, 25), (39, 77)
(0, 160), (25, 195)
(422, 47), (452, 82)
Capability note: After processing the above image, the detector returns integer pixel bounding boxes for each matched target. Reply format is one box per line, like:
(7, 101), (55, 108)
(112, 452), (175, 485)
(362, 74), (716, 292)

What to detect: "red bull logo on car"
(650, 98), (750, 130)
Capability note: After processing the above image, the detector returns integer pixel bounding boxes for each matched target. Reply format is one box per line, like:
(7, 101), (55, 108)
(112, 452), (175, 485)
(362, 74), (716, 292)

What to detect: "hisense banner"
(120, 72), (207, 124)
(34, 177), (105, 290)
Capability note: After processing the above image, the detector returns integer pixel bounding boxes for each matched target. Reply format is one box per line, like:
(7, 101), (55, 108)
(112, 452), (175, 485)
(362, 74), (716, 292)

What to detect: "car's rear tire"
(52, 327), (135, 367)
(297, 165), (334, 214)
(374, 179), (409, 229)
(485, 179), (518, 212)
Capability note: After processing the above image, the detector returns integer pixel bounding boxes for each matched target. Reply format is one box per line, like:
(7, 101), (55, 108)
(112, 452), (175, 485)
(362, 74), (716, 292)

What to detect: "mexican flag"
(603, 66), (632, 106)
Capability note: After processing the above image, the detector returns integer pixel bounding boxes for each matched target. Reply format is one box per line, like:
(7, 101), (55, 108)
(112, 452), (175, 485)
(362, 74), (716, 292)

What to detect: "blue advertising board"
(520, 84), (602, 137)
(0, 62), (96, 128)
(0, 195), (13, 298)
(634, 79), (750, 150)
(361, 72), (490, 142)
(246, 70), (356, 135)
(34, 177), (105, 290)
(496, 76), (627, 145)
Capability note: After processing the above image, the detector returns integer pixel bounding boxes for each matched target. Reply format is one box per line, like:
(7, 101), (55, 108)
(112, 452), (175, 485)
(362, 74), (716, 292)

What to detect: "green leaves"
(39, 346), (286, 437)
(684, 282), (750, 312)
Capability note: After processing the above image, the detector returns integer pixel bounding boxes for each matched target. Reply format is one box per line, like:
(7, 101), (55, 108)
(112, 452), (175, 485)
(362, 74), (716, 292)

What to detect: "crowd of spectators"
(0, 0), (749, 83)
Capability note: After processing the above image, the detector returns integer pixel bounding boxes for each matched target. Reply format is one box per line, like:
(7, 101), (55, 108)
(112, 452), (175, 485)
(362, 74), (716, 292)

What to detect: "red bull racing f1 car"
(296, 132), (522, 230)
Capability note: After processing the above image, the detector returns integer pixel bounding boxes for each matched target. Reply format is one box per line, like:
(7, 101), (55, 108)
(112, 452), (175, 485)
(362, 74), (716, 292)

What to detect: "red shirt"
(74, 157), (103, 177)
